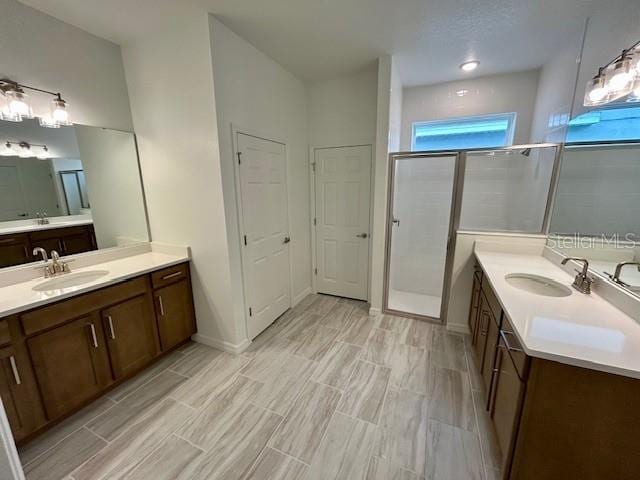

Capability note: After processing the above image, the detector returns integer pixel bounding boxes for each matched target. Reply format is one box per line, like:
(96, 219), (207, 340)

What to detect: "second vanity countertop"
(0, 244), (190, 319)
(0, 217), (94, 236)
(475, 244), (640, 379)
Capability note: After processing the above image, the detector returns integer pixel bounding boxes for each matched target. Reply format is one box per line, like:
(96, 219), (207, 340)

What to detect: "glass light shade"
(631, 49), (640, 75)
(0, 92), (21, 122)
(38, 116), (61, 128)
(6, 90), (33, 119)
(605, 58), (635, 100)
(583, 75), (610, 106)
(36, 147), (49, 160)
(0, 143), (16, 156)
(51, 98), (71, 126)
(17, 145), (32, 158)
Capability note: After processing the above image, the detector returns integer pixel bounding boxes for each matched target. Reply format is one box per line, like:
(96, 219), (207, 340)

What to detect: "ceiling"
(20, 0), (596, 86)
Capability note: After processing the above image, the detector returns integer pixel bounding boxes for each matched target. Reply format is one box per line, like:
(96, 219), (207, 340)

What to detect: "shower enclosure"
(383, 145), (559, 322)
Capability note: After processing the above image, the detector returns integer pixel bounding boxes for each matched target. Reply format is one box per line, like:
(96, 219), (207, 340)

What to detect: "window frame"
(411, 112), (518, 152)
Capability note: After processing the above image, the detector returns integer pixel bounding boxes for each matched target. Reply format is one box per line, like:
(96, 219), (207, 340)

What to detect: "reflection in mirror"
(0, 119), (149, 268)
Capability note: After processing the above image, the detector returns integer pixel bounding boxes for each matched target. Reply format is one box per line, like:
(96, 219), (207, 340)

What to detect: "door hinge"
(314, 268), (318, 275)
(237, 151), (242, 165)
(243, 235), (247, 246)
(313, 217), (316, 226)
(249, 307), (252, 317)
(312, 162), (316, 172)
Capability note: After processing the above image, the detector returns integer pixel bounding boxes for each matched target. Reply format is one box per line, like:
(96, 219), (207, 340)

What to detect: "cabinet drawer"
(0, 321), (10, 346)
(151, 263), (189, 289)
(481, 279), (502, 320)
(21, 276), (149, 336)
(500, 315), (529, 380)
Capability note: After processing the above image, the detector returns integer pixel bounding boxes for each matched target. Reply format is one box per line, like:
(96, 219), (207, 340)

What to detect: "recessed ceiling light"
(456, 89), (469, 97)
(460, 61), (480, 72)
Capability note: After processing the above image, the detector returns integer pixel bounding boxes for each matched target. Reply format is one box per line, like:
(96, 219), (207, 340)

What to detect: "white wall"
(388, 64), (403, 153)
(208, 16), (311, 341)
(74, 126), (148, 247)
(0, 0), (132, 131)
(307, 67), (378, 147)
(400, 70), (540, 150)
(122, 10), (240, 348)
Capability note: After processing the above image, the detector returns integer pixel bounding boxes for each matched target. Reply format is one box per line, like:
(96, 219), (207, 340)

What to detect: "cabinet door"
(0, 234), (30, 268)
(154, 280), (196, 351)
(473, 298), (490, 369)
(102, 295), (159, 379)
(468, 272), (482, 342)
(482, 312), (500, 393)
(0, 346), (43, 440)
(60, 229), (95, 255)
(29, 236), (62, 257)
(490, 341), (525, 468)
(27, 314), (112, 420)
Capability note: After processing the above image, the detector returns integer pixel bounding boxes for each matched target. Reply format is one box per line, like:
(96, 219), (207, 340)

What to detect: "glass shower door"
(384, 153), (459, 320)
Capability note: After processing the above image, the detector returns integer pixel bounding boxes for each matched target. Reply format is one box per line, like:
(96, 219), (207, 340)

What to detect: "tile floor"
(19, 294), (501, 480)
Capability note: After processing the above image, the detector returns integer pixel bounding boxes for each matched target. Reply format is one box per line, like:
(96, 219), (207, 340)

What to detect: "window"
(566, 105), (640, 143)
(411, 112), (517, 151)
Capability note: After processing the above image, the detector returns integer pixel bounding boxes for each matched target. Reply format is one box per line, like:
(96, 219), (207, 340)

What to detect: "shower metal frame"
(382, 144), (562, 325)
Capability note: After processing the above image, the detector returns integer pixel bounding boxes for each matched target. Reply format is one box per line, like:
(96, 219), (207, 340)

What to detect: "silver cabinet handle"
(107, 315), (116, 339)
(88, 323), (98, 348)
(283, 236), (291, 244)
(158, 296), (165, 316)
(356, 233), (368, 238)
(9, 356), (21, 385)
(500, 330), (523, 353)
(161, 271), (182, 281)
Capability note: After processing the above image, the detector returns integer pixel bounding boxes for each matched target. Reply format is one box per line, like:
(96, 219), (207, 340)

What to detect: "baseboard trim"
(293, 287), (312, 308)
(368, 307), (382, 317)
(446, 323), (471, 335)
(191, 333), (251, 354)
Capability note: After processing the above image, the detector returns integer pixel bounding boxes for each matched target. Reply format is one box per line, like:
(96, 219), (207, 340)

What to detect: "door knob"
(283, 236), (291, 244)
(392, 217), (400, 227)
(356, 233), (368, 238)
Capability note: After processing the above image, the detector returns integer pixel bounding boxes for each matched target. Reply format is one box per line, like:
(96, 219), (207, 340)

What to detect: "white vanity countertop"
(0, 247), (189, 319)
(475, 245), (640, 379)
(0, 218), (93, 235)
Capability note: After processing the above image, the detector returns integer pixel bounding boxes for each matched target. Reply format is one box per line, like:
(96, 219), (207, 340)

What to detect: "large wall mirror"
(547, 9), (640, 297)
(0, 119), (149, 268)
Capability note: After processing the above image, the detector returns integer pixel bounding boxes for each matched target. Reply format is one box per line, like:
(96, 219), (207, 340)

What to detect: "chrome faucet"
(34, 212), (50, 225)
(561, 257), (593, 294)
(607, 261), (640, 288)
(33, 247), (70, 278)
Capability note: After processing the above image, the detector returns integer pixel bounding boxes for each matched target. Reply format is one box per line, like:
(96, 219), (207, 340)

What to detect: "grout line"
(172, 432), (207, 453)
(268, 445), (311, 466)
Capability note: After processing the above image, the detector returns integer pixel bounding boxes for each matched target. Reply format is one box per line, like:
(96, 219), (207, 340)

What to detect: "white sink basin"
(33, 270), (109, 292)
(505, 273), (572, 298)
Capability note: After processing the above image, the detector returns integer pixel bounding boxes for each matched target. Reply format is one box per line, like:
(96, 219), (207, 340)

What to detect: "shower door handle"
(392, 217), (400, 227)
(356, 233), (368, 238)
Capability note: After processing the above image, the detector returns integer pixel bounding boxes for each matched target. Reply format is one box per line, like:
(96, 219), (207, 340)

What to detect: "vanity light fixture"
(583, 41), (640, 106)
(0, 78), (71, 127)
(3, 141), (49, 159)
(460, 60), (480, 72)
(456, 89), (470, 97)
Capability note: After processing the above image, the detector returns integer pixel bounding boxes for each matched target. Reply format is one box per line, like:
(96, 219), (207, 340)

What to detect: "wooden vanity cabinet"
(0, 261), (196, 445)
(102, 294), (160, 379)
(0, 234), (30, 268)
(27, 313), (113, 420)
(152, 264), (196, 351)
(468, 267), (482, 341)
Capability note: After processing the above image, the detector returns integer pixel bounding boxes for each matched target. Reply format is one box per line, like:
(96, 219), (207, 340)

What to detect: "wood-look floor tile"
(176, 403), (282, 479)
(486, 466), (502, 480)
(24, 427), (106, 480)
(338, 361), (390, 424)
(338, 313), (375, 346)
(170, 352), (249, 408)
(313, 342), (361, 389)
(466, 343), (485, 392)
(430, 330), (466, 355)
(20, 396), (115, 466)
(426, 366), (475, 432)
(212, 374), (264, 407)
(295, 293), (320, 312)
(424, 420), (483, 480)
(401, 320), (434, 348)
(425, 347), (468, 372)
(378, 388), (428, 476)
(362, 328), (398, 366)
(177, 396), (281, 454)
(389, 343), (428, 394)
(88, 370), (187, 441)
(307, 295), (339, 316)
(73, 399), (193, 480)
(291, 325), (340, 361)
(125, 435), (203, 480)
(244, 447), (308, 480)
(168, 343), (222, 377)
(377, 315), (413, 336)
(106, 350), (184, 402)
(281, 312), (324, 341)
(472, 387), (501, 470)
(320, 302), (355, 330)
(269, 381), (342, 463)
(307, 412), (379, 479)
(366, 456), (422, 480)
(243, 352), (316, 415)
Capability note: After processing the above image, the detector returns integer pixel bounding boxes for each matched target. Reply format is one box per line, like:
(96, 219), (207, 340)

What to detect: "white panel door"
(0, 165), (28, 221)
(315, 145), (372, 300)
(237, 133), (291, 340)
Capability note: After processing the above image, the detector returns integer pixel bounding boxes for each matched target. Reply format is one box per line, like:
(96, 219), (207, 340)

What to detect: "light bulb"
(50, 97), (71, 126)
(6, 89), (32, 119)
(1, 142), (16, 156)
(38, 116), (61, 129)
(583, 74), (610, 106)
(36, 146), (49, 160)
(460, 60), (480, 72)
(18, 144), (32, 158)
(605, 57), (635, 100)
